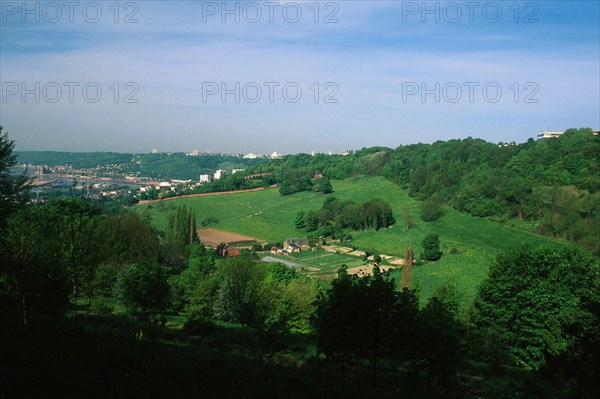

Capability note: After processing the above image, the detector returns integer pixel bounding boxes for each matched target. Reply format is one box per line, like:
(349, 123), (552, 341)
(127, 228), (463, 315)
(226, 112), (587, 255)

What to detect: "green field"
(140, 176), (557, 304)
(266, 250), (367, 279)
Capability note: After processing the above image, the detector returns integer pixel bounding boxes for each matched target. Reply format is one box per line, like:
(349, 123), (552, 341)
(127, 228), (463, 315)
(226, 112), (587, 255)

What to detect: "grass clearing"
(140, 176), (558, 305)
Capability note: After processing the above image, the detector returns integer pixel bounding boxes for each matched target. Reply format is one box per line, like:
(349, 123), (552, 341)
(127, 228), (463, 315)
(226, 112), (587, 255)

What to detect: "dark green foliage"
(312, 266), (363, 363)
(191, 172), (271, 195)
(95, 213), (161, 268)
(169, 205), (196, 245)
(251, 243), (263, 252)
(2, 206), (71, 324)
(301, 197), (395, 235)
(304, 211), (318, 232)
(421, 196), (445, 222)
(294, 211), (306, 229)
(473, 244), (599, 370)
(313, 266), (466, 387)
(278, 169), (314, 195)
(212, 257), (261, 324)
(420, 287), (462, 386)
(382, 131), (599, 253)
(172, 244), (217, 312)
(546, 293), (600, 397)
(16, 151), (133, 169)
(394, 288), (421, 361)
(0, 127), (29, 230)
(316, 177), (333, 194)
(402, 205), (415, 230)
(119, 262), (170, 326)
(266, 262), (297, 285)
(92, 263), (120, 298)
(43, 198), (103, 299)
(422, 234), (442, 261)
(313, 266), (417, 383)
(362, 199), (395, 229)
(187, 244), (216, 279)
(207, 257), (316, 359)
(90, 296), (115, 315)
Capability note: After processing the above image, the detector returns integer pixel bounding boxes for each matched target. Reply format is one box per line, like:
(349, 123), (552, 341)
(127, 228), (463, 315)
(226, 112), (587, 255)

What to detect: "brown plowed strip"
(198, 228), (265, 247)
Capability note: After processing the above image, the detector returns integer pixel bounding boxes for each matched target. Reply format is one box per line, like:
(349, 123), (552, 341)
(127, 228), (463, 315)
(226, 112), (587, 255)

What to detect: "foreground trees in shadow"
(312, 265), (461, 388)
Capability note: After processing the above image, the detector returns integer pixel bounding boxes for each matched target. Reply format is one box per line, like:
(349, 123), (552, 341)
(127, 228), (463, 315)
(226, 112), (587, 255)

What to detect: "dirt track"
(137, 185), (277, 205)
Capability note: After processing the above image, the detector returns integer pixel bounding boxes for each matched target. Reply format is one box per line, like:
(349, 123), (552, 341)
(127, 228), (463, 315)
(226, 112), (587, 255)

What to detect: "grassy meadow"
(140, 176), (557, 304)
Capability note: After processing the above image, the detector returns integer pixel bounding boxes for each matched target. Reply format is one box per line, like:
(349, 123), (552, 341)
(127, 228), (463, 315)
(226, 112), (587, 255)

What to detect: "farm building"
(216, 243), (240, 257)
(283, 238), (310, 252)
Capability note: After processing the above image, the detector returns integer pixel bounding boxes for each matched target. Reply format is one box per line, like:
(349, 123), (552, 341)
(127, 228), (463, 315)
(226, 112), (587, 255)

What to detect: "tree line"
(295, 197), (395, 241)
(257, 129), (599, 255)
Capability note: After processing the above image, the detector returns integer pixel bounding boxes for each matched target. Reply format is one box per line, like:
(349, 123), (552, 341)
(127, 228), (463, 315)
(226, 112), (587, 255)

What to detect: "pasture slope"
(140, 176), (556, 304)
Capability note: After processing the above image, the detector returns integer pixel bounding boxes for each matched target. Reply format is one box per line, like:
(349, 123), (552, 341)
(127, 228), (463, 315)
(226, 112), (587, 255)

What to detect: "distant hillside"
(251, 128), (599, 255)
(16, 151), (269, 180)
(140, 176), (557, 303)
(16, 151), (134, 168)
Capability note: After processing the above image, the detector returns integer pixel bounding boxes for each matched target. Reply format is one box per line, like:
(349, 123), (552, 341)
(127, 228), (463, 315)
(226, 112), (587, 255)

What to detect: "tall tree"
(313, 265), (400, 384)
(46, 198), (103, 299)
(419, 288), (462, 387)
(312, 266), (361, 373)
(189, 207), (198, 244)
(402, 205), (415, 230)
(0, 127), (29, 230)
(422, 234), (442, 261)
(2, 206), (70, 326)
(316, 177), (333, 194)
(119, 262), (170, 341)
(473, 244), (599, 370)
(96, 213), (161, 269)
(294, 211), (306, 229)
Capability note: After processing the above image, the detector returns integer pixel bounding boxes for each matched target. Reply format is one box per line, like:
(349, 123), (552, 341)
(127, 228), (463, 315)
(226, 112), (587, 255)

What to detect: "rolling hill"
(139, 176), (557, 304)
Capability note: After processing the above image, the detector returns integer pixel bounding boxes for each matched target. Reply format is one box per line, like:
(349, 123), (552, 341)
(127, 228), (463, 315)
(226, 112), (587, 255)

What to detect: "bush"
(91, 296), (115, 315)
(422, 234), (442, 261)
(252, 243), (264, 252)
(421, 196), (445, 222)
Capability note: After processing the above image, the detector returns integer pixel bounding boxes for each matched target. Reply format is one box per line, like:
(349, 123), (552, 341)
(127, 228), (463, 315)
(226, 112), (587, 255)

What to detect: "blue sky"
(1, 1), (598, 153)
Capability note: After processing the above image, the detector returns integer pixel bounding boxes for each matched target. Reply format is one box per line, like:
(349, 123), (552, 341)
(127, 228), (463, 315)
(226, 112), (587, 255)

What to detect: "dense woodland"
(262, 128), (599, 255)
(2, 127), (600, 398)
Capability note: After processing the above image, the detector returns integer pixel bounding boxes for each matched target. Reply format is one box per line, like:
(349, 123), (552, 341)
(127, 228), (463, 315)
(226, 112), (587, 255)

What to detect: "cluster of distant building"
(199, 168), (245, 184)
(151, 148), (352, 159)
(536, 130), (599, 140)
(270, 238), (310, 255)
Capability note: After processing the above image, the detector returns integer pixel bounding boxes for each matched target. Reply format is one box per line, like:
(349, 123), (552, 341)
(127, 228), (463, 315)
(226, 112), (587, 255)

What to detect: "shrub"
(91, 296), (115, 315)
(422, 234), (442, 261)
(421, 196), (445, 222)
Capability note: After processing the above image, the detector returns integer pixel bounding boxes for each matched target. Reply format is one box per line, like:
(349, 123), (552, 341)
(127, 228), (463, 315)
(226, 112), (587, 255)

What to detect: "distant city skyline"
(1, 1), (598, 153)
